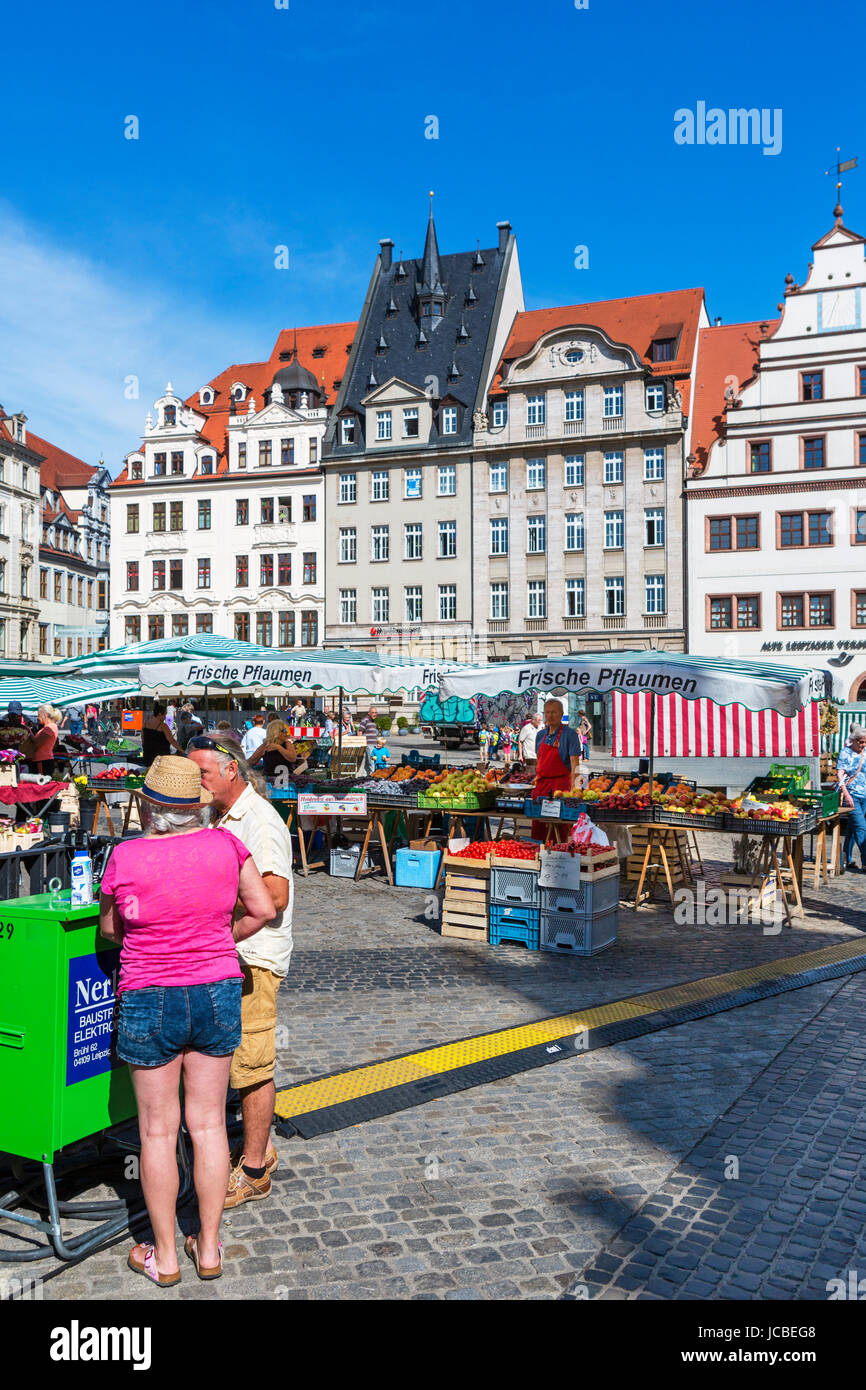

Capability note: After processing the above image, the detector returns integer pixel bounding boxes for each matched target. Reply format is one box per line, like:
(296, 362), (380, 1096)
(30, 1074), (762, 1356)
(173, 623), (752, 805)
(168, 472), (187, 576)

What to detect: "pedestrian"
(186, 739), (294, 1208)
(62, 703), (86, 737)
(478, 724), (491, 765)
(176, 704), (204, 750)
(98, 756), (273, 1285)
(86, 703), (99, 738)
(20, 704), (62, 776)
(247, 722), (308, 781)
(501, 724), (515, 766)
(837, 725), (866, 872)
(142, 703), (183, 766)
(530, 699), (582, 842)
(518, 713), (542, 769)
(165, 701), (177, 733)
(339, 708), (356, 736)
(577, 708), (593, 766)
(290, 698), (307, 725)
(357, 705), (381, 776)
(241, 713), (267, 760)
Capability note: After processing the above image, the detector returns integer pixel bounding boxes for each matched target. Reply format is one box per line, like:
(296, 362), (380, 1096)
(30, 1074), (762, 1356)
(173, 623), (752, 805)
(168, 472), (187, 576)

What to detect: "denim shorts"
(116, 979), (243, 1068)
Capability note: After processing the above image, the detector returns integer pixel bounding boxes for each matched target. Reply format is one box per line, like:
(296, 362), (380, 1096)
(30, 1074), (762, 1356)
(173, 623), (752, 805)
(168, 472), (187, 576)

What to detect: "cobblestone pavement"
(5, 836), (866, 1301)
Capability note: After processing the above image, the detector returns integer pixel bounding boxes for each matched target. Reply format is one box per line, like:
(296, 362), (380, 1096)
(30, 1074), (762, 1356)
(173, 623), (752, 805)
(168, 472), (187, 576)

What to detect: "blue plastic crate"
(540, 875), (620, 917)
(395, 847), (442, 889)
(489, 903), (541, 949)
(540, 906), (618, 956)
(490, 866), (539, 908)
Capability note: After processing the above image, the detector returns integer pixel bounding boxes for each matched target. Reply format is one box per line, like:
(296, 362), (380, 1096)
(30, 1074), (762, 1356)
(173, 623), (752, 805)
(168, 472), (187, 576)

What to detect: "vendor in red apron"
(531, 699), (583, 842)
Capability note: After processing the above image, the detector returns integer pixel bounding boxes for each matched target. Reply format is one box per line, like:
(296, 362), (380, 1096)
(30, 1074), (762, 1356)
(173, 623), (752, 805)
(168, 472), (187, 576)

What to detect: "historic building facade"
(321, 209), (524, 657)
(110, 324), (355, 648)
(471, 290), (708, 660)
(687, 207), (866, 700)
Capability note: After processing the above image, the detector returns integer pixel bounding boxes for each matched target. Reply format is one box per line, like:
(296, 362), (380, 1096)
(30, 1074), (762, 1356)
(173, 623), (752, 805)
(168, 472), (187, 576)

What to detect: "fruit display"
(89, 766), (129, 784)
(420, 769), (495, 801)
(546, 842), (614, 857)
(726, 796), (807, 823)
(452, 838), (540, 861)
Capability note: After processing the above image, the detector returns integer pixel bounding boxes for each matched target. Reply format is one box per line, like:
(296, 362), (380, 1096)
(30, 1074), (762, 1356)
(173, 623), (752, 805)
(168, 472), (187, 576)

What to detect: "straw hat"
(140, 755), (213, 806)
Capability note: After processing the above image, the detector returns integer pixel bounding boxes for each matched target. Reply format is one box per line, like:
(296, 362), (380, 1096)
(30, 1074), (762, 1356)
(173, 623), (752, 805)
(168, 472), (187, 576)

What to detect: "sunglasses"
(187, 736), (239, 759)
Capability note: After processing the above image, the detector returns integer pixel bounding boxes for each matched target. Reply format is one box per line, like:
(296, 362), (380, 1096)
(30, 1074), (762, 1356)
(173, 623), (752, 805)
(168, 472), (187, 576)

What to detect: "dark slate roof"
(325, 222), (508, 455)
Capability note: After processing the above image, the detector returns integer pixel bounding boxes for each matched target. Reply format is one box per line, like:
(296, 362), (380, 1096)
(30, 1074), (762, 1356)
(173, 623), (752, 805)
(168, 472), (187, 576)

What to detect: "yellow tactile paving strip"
(274, 938), (866, 1121)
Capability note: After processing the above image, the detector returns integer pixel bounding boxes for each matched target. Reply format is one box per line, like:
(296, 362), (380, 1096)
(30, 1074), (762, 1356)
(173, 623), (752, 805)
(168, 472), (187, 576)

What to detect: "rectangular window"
(854, 510), (866, 544)
(526, 395), (545, 426)
(339, 473), (356, 503)
(197, 558), (211, 589)
(261, 497), (274, 524)
(200, 456), (213, 475)
(564, 513), (584, 551)
(527, 458), (546, 490)
(809, 592), (833, 627)
(405, 586), (423, 622)
(750, 440), (772, 473)
(803, 436), (825, 470)
(371, 525), (390, 562)
(77, 576), (84, 606)
(148, 616), (165, 641)
(87, 579), (93, 608)
(604, 510), (624, 548)
(405, 523), (422, 560)
(564, 390), (584, 422)
(736, 515), (759, 549)
(376, 410), (392, 441)
(237, 443), (247, 470)
(709, 517), (732, 550)
(125, 617), (141, 643)
(258, 440), (272, 468)
(236, 499), (249, 525)
(153, 452), (166, 477)
(371, 588), (390, 623)
(340, 589), (357, 624)
(855, 592), (866, 627)
(339, 528), (357, 563)
(489, 460), (508, 492)
(198, 499), (211, 529)
(710, 597), (733, 629)
(236, 555), (249, 586)
(490, 518), (509, 556)
(169, 559), (182, 590)
(441, 406), (458, 434)
(808, 510), (833, 546)
(737, 596), (759, 628)
(801, 371), (824, 401)
(403, 408), (419, 439)
(39, 567), (48, 599)
(196, 613), (213, 633)
(278, 552), (291, 585)
(859, 366), (866, 396)
(404, 467), (422, 499)
(372, 471), (390, 501)
(38, 624), (48, 656)
(170, 451), (184, 475)
(280, 438), (292, 466)
(278, 496), (292, 524)
(490, 582), (509, 620)
(645, 575), (666, 614)
(527, 579), (546, 619)
(54, 572), (62, 601)
(651, 339), (675, 362)
(780, 594), (804, 628)
(527, 515), (546, 554)
(780, 512), (804, 547)
(492, 399), (508, 428)
(604, 451), (624, 484)
(439, 585), (457, 622)
(303, 552), (317, 584)
(340, 418), (355, 446)
(172, 614), (188, 637)
(301, 612), (318, 647)
(235, 613), (250, 642)
(603, 385), (624, 418)
(645, 507), (665, 546)
(261, 554), (274, 587)
(438, 464), (457, 495)
(565, 454), (584, 487)
(646, 383), (666, 411)
(858, 433), (866, 466)
(302, 495), (316, 523)
(604, 577), (625, 616)
(279, 611), (295, 646)
(170, 501), (183, 531)
(152, 502), (166, 532)
(644, 447), (665, 480)
(439, 521), (457, 558)
(153, 560), (166, 590)
(256, 612), (273, 646)
(565, 577), (585, 618)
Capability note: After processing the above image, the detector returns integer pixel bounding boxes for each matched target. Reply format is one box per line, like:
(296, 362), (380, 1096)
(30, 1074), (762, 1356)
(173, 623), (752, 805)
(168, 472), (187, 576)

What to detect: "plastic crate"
(417, 789), (497, 811)
(490, 865), (539, 907)
(745, 774), (797, 799)
(540, 906), (619, 956)
(723, 808), (817, 836)
(540, 875), (620, 917)
(489, 904), (540, 949)
(401, 750), (441, 771)
(796, 787), (840, 819)
(654, 807), (726, 830)
(330, 844), (374, 876)
(769, 763), (810, 790)
(395, 847), (442, 889)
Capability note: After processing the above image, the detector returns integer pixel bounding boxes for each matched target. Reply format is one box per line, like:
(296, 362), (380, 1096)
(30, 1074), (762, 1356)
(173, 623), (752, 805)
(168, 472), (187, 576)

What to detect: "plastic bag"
(569, 812), (610, 849)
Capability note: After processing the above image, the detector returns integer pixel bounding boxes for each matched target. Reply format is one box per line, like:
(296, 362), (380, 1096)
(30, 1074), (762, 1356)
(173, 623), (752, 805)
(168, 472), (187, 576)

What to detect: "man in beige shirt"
(188, 737), (293, 1208)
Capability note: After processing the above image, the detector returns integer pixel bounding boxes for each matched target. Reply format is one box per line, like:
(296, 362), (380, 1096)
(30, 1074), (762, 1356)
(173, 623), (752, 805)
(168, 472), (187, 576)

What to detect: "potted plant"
(74, 776), (98, 833)
(397, 716), (409, 734)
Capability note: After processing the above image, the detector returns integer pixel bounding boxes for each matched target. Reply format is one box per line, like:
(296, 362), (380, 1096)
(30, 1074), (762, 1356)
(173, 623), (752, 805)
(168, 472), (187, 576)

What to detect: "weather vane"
(826, 146), (857, 211)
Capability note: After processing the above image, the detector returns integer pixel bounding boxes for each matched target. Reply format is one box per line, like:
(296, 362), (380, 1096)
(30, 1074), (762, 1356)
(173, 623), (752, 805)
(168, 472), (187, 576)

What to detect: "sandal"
(184, 1233), (223, 1281)
(127, 1243), (180, 1287)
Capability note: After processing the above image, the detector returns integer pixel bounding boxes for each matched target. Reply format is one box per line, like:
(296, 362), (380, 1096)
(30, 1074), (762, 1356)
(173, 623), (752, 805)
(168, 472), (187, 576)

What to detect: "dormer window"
(199, 387), (214, 406)
(651, 339), (675, 362)
(341, 417), (356, 446)
(312, 346), (326, 358)
(441, 406), (458, 435)
(232, 384), (247, 403)
(163, 405), (176, 426)
(201, 455), (214, 475)
(131, 461), (143, 480)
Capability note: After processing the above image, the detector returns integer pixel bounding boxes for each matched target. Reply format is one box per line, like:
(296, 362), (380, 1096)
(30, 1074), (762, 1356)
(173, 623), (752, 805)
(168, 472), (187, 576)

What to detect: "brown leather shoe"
(224, 1162), (272, 1209)
(229, 1144), (278, 1175)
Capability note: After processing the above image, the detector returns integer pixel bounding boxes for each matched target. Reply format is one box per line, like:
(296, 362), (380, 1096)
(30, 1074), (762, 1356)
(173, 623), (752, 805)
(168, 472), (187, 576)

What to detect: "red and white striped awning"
(612, 693), (820, 758)
(288, 726), (324, 739)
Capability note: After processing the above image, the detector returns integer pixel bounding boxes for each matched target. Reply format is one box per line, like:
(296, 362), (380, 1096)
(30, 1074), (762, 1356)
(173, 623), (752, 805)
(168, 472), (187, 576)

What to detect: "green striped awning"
(0, 674), (139, 717)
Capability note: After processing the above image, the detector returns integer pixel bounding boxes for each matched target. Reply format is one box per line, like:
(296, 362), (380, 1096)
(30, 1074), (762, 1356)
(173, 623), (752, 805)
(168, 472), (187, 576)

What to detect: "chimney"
(714, 316), (722, 326)
(379, 238), (394, 271)
(496, 221), (512, 252)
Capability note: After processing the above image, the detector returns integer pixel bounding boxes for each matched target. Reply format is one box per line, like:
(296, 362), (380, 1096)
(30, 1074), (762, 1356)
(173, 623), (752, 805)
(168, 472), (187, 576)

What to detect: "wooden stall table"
(294, 790), (397, 885)
(806, 812), (843, 888)
(89, 787), (142, 836)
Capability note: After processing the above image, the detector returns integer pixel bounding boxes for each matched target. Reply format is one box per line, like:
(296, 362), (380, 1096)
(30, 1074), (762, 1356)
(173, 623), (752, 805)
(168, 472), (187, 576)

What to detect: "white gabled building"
(111, 324), (355, 649)
(687, 204), (866, 700)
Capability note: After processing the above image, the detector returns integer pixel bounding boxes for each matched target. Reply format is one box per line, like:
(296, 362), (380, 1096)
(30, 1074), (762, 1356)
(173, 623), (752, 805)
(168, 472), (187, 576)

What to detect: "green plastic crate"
(745, 775), (797, 798)
(795, 787), (841, 819)
(769, 763), (810, 790)
(417, 789), (497, 811)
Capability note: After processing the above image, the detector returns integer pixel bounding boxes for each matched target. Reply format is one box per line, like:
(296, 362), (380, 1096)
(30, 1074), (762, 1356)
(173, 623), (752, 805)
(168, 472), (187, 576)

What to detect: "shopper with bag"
(531, 698), (582, 841)
(837, 725), (866, 872)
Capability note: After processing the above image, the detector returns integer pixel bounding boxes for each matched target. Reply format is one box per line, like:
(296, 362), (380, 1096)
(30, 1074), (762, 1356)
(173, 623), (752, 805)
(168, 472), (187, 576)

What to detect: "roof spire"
(421, 190), (444, 296)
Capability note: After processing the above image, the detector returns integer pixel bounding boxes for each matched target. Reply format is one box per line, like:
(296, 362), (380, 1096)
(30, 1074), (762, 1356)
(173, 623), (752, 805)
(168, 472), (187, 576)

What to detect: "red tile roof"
(28, 431), (97, 490)
(490, 287), (707, 417)
(112, 321), (357, 487)
(689, 320), (780, 474)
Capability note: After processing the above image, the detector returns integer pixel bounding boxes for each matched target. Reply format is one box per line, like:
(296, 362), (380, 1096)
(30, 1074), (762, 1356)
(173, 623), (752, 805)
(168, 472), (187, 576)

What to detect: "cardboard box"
(410, 837), (447, 852)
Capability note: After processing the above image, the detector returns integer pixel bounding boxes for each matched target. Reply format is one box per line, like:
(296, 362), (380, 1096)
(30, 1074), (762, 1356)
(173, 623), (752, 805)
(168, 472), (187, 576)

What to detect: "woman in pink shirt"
(99, 757), (273, 1287)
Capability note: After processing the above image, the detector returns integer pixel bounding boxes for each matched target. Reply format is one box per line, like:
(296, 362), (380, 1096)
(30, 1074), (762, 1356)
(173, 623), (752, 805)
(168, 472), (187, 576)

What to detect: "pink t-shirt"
(100, 828), (250, 994)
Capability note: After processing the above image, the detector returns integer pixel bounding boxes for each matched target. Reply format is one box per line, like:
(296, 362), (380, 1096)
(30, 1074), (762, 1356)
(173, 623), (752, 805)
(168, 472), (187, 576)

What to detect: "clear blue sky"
(1, 0), (863, 469)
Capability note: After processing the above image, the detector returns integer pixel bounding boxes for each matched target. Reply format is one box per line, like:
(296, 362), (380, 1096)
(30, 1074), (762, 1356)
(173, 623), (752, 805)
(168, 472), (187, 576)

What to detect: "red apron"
(532, 726), (572, 842)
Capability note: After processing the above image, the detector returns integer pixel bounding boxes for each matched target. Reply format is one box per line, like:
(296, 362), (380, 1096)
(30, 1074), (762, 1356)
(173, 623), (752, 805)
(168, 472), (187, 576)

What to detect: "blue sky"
(1, 0), (863, 469)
